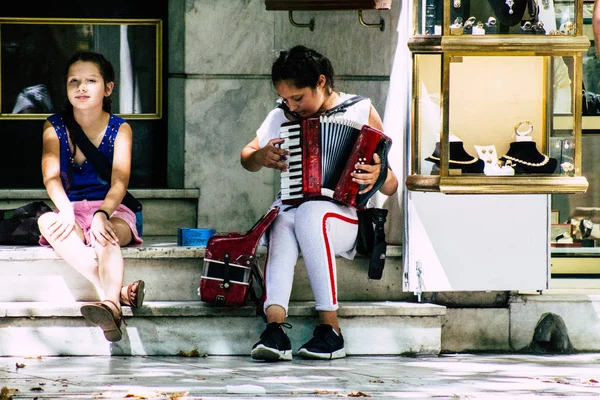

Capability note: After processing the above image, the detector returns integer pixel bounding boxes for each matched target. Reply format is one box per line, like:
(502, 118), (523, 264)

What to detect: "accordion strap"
(322, 95), (367, 117)
(277, 95), (368, 120)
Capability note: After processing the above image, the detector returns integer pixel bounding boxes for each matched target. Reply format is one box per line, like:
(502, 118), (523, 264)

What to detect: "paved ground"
(1, 353), (599, 399)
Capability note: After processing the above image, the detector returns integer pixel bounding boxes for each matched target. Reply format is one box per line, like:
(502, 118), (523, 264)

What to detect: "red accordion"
(280, 116), (392, 208)
(200, 207), (279, 307)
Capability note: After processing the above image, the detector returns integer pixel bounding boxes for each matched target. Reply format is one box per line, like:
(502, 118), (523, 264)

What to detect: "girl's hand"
(352, 153), (383, 194)
(90, 212), (119, 247)
(48, 210), (76, 242)
(256, 138), (290, 171)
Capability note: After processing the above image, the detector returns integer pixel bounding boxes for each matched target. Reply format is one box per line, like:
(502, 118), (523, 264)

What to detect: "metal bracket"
(358, 10), (385, 32)
(288, 11), (314, 31)
(415, 260), (424, 302)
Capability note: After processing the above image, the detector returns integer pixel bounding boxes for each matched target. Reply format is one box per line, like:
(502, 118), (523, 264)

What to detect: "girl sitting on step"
(241, 45), (398, 361)
(38, 51), (145, 343)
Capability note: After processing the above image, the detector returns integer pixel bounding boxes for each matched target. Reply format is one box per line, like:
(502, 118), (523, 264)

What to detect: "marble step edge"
(0, 300), (445, 318)
(0, 188), (200, 200)
(0, 237), (403, 261)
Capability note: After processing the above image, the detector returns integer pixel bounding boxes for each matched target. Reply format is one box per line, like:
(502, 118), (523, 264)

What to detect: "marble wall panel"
(185, 78), (279, 231)
(271, 4), (400, 77)
(184, 0), (274, 75)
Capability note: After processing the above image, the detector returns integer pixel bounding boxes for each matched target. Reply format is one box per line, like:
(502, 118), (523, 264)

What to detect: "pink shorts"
(39, 200), (143, 247)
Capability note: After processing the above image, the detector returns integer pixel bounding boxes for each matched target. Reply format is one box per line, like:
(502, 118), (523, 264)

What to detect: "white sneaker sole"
(297, 347), (346, 360)
(251, 344), (293, 361)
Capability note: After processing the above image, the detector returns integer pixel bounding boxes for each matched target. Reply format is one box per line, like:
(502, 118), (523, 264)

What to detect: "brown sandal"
(120, 280), (145, 309)
(80, 300), (123, 342)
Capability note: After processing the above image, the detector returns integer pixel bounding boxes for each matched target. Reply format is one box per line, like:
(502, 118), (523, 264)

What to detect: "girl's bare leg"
(38, 212), (101, 289)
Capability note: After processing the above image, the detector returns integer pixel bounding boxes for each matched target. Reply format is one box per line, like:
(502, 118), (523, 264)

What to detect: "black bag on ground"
(356, 207), (388, 280)
(0, 201), (52, 245)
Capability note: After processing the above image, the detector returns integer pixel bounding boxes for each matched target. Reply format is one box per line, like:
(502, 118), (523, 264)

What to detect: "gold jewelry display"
(560, 162), (574, 173)
(426, 154), (479, 165)
(481, 148), (494, 162)
(555, 139), (571, 150)
(559, 21), (574, 35)
(514, 121), (533, 136)
(503, 154), (550, 167)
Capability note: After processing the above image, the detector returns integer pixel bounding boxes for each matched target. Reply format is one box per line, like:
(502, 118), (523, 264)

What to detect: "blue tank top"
(47, 113), (126, 202)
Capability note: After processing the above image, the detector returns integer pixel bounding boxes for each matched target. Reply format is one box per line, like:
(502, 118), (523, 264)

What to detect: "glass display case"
(406, 0), (589, 194)
(403, 0), (590, 295)
(549, 1), (600, 273)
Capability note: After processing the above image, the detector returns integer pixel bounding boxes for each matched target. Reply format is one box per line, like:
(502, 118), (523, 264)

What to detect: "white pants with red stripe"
(263, 200), (358, 314)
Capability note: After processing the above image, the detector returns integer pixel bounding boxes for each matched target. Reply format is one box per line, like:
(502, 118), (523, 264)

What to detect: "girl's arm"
(100, 121), (133, 214)
(41, 120), (72, 213)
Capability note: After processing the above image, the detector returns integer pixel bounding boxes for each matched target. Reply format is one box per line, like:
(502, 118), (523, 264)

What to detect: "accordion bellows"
(280, 116), (392, 208)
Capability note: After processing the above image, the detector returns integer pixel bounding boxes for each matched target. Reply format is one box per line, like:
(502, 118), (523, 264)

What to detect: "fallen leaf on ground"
(347, 391), (372, 397)
(15, 363), (25, 369)
(124, 394), (148, 399)
(581, 378), (599, 384)
(369, 379), (384, 383)
(0, 386), (19, 400)
(167, 391), (189, 399)
(177, 349), (200, 357)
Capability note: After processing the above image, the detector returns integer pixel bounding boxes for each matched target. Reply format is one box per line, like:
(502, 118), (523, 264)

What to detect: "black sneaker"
(251, 322), (293, 361)
(297, 324), (346, 360)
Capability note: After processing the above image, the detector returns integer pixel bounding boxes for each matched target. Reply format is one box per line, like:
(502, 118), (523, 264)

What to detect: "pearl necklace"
(502, 154), (550, 167)
(427, 155), (479, 165)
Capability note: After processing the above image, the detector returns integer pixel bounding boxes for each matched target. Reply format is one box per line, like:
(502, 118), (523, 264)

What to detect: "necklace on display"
(506, 0), (514, 14)
(503, 154), (549, 167)
(426, 155), (479, 165)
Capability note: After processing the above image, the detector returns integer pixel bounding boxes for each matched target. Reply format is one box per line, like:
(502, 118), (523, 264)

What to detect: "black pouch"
(0, 201), (53, 245)
(356, 207), (388, 280)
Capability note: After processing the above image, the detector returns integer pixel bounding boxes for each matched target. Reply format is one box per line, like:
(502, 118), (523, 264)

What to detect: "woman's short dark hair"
(271, 45), (335, 92)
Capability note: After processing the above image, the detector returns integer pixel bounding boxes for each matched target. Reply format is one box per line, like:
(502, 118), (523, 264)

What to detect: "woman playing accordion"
(240, 45), (398, 361)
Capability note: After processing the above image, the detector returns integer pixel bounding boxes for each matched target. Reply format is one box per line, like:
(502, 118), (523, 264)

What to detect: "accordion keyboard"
(280, 122), (303, 202)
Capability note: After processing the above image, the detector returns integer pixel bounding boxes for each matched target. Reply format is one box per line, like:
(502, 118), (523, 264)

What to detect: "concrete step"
(0, 189), (200, 236)
(0, 300), (445, 356)
(0, 235), (442, 357)
(0, 237), (410, 303)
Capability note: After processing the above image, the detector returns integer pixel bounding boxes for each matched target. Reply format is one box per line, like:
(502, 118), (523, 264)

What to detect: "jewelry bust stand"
(425, 134), (485, 173)
(487, 0), (528, 33)
(499, 121), (558, 174)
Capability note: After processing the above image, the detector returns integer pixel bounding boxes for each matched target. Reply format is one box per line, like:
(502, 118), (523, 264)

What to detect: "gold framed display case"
(407, 0), (589, 194)
(0, 18), (162, 120)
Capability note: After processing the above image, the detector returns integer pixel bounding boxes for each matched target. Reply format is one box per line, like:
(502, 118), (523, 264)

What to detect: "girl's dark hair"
(61, 51), (115, 158)
(271, 45), (335, 93)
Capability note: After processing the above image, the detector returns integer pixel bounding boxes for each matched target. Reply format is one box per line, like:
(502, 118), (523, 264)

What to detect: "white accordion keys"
(280, 122), (303, 201)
